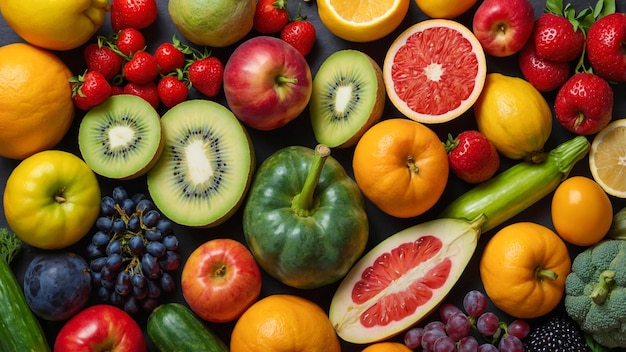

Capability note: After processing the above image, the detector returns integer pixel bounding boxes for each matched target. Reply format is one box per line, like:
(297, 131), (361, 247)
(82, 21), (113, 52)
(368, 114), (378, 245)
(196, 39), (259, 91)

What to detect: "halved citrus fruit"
(317, 0), (410, 42)
(383, 19), (487, 124)
(589, 118), (626, 198)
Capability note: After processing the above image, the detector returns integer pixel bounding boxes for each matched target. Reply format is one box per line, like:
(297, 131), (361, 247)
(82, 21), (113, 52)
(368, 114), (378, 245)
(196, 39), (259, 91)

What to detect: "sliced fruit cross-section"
(590, 118), (626, 198)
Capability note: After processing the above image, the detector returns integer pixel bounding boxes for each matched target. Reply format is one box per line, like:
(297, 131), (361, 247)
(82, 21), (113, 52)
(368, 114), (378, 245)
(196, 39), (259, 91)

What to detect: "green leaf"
(0, 228), (22, 264)
(545, 0), (564, 15)
(585, 333), (610, 352)
(594, 0), (616, 19)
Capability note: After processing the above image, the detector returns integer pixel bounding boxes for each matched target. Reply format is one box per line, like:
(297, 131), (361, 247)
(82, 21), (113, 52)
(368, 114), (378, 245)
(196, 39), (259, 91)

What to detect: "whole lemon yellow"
(168, 0), (255, 47)
(0, 0), (109, 51)
(414, 0), (478, 19)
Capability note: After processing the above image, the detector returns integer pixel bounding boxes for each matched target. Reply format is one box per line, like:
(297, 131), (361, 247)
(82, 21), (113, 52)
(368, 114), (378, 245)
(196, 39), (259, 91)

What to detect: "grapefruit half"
(383, 19), (487, 124)
(329, 215), (485, 344)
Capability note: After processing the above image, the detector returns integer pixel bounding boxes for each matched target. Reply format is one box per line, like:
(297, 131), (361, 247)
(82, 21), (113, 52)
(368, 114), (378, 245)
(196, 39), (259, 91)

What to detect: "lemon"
(474, 73), (552, 161)
(0, 0), (109, 51)
(589, 118), (626, 198)
(414, 0), (478, 19)
(168, 0), (255, 48)
(317, 0), (410, 42)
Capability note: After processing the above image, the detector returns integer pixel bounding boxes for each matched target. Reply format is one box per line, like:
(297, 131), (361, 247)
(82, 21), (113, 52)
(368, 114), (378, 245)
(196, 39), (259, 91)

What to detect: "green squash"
(243, 144), (368, 289)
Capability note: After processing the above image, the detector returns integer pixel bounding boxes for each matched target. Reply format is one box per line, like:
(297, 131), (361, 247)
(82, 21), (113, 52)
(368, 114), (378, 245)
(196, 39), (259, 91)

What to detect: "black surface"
(1, 0), (626, 351)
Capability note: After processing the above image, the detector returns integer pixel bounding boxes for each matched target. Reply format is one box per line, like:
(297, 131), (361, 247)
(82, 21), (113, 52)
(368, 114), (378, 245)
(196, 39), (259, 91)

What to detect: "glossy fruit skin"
(154, 41), (188, 75)
(280, 19), (316, 56)
(480, 222), (571, 319)
(551, 176), (613, 246)
(554, 72), (613, 135)
(518, 39), (570, 92)
(53, 305), (146, 352)
(446, 130), (500, 184)
(586, 12), (626, 82)
(157, 75), (188, 108)
(188, 56), (224, 98)
(414, 0), (477, 19)
(243, 145), (368, 289)
(3, 150), (101, 249)
(110, 0), (158, 32)
(71, 70), (113, 111)
(123, 81), (160, 108)
(123, 51), (159, 84)
(23, 252), (91, 321)
(533, 13), (584, 62)
(253, 0), (289, 34)
(115, 27), (146, 57)
(84, 43), (124, 81)
(181, 239), (262, 322)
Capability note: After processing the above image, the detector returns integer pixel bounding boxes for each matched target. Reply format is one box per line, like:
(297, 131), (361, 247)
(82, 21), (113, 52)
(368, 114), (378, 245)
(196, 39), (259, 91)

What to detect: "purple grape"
(159, 251), (182, 271)
(478, 343), (499, 352)
(155, 218), (174, 236)
(507, 319), (530, 339)
(457, 336), (479, 352)
(463, 290), (487, 317)
(439, 303), (463, 323)
(127, 214), (140, 231)
(135, 198), (154, 212)
(424, 320), (447, 332)
(446, 311), (471, 341)
(145, 228), (162, 241)
(124, 296), (139, 314)
(95, 217), (113, 232)
(422, 329), (446, 351)
(101, 196), (116, 215)
(162, 235), (179, 251)
(112, 186), (128, 203)
(86, 243), (104, 258)
(115, 271), (132, 296)
(105, 253), (123, 272)
(433, 335), (456, 352)
(476, 312), (500, 336)
(146, 241), (167, 258)
(160, 272), (175, 293)
(90, 256), (107, 272)
(111, 218), (126, 234)
(404, 327), (424, 349)
(498, 335), (524, 352)
(106, 239), (122, 255)
(128, 235), (145, 255)
(132, 285), (148, 300)
(141, 253), (162, 279)
(142, 209), (161, 228)
(92, 231), (110, 247)
(121, 198), (135, 215)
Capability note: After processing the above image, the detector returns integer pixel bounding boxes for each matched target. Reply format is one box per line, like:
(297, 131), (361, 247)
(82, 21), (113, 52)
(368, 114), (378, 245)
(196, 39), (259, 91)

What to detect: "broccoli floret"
(565, 240), (626, 348)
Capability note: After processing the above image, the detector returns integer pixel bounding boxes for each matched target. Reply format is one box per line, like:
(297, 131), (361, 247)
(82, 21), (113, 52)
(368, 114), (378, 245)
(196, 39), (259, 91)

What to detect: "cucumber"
(441, 135), (590, 233)
(147, 303), (229, 352)
(0, 229), (50, 352)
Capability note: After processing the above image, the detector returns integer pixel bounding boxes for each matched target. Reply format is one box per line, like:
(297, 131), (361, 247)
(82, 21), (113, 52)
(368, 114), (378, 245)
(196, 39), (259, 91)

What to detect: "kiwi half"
(78, 94), (164, 180)
(147, 99), (255, 228)
(310, 49), (386, 148)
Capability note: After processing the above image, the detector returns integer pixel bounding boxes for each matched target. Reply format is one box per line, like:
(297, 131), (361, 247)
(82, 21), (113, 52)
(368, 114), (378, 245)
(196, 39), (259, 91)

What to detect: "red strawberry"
(444, 130), (500, 184)
(253, 0), (290, 34)
(586, 12), (626, 82)
(518, 39), (570, 92)
(115, 27), (146, 57)
(280, 14), (316, 56)
(188, 55), (224, 98)
(111, 84), (125, 95)
(158, 73), (189, 108)
(554, 72), (613, 135)
(123, 81), (160, 108)
(70, 71), (113, 111)
(110, 0), (158, 32)
(123, 51), (159, 84)
(533, 12), (585, 63)
(84, 42), (124, 81)
(154, 36), (192, 75)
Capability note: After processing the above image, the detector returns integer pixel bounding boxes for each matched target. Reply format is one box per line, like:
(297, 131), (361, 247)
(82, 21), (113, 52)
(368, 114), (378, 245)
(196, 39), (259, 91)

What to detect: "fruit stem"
(550, 135), (591, 181)
(54, 188), (67, 204)
(291, 144), (330, 217)
(590, 270), (615, 305)
(276, 75), (298, 86)
(536, 268), (558, 281)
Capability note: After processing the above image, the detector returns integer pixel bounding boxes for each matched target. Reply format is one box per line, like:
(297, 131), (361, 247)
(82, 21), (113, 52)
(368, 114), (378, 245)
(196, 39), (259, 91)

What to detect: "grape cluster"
(404, 290), (530, 352)
(87, 186), (182, 314)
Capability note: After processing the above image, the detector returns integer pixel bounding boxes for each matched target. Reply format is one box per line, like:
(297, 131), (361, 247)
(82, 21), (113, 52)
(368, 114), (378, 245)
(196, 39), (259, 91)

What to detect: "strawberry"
(115, 28), (146, 57)
(533, 11), (585, 63)
(280, 7), (316, 57)
(444, 130), (500, 184)
(123, 50), (159, 84)
(157, 72), (189, 108)
(187, 54), (224, 98)
(253, 0), (290, 34)
(154, 36), (192, 75)
(586, 12), (626, 82)
(123, 81), (160, 108)
(84, 41), (124, 81)
(518, 39), (570, 92)
(554, 72), (613, 135)
(70, 71), (113, 111)
(110, 0), (158, 32)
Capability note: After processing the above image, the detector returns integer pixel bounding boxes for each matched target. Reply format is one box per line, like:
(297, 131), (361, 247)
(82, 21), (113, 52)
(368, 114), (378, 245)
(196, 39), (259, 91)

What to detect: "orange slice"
(589, 118), (626, 198)
(383, 19), (487, 124)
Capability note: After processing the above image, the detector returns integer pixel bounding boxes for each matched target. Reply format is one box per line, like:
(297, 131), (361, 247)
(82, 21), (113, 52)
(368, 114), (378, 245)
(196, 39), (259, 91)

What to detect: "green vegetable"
(440, 135), (590, 233)
(147, 303), (228, 352)
(0, 228), (50, 352)
(607, 206), (626, 239)
(564, 239), (626, 348)
(243, 144), (369, 289)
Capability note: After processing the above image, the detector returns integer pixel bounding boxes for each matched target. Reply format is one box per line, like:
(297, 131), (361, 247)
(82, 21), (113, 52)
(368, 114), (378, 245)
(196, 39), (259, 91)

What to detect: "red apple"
(181, 238), (262, 323)
(472, 0), (535, 57)
(53, 305), (146, 352)
(223, 35), (312, 131)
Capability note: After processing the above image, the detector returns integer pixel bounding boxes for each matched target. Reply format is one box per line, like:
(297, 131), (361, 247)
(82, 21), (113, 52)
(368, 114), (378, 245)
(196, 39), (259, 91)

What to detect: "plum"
(23, 251), (91, 321)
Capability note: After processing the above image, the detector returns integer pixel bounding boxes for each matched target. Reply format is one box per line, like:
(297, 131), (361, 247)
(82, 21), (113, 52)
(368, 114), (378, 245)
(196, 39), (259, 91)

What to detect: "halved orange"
(589, 118), (626, 198)
(383, 19), (487, 124)
(317, 0), (410, 42)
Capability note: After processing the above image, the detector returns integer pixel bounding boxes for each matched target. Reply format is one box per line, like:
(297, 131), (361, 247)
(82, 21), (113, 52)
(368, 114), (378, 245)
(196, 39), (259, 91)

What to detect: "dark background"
(1, 0), (626, 351)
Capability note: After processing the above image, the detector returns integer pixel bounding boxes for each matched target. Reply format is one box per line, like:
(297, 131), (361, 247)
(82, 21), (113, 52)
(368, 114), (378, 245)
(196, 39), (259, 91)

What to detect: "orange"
(589, 118), (626, 198)
(0, 43), (75, 160)
(362, 342), (412, 351)
(551, 176), (613, 246)
(414, 0), (478, 19)
(383, 19), (486, 124)
(317, 0), (410, 42)
(230, 294), (341, 352)
(352, 118), (449, 218)
(480, 222), (571, 319)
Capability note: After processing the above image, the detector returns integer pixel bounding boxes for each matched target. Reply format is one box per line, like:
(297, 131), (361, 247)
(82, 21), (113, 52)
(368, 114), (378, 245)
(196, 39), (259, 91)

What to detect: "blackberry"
(525, 315), (590, 352)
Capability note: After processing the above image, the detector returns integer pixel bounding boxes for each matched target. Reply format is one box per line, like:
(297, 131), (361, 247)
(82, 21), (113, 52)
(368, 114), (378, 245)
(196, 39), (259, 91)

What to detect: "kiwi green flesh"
(78, 94), (164, 180)
(310, 49), (385, 148)
(147, 99), (254, 228)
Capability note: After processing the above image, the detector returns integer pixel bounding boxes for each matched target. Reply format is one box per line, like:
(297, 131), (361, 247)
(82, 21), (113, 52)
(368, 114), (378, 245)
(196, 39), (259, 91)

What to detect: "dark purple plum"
(23, 252), (91, 321)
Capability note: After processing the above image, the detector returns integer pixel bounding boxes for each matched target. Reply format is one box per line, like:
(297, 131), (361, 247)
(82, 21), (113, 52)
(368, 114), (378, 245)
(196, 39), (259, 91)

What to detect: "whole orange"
(0, 43), (75, 160)
(352, 118), (449, 218)
(551, 176), (613, 246)
(230, 294), (341, 352)
(480, 222), (571, 319)
(362, 342), (413, 351)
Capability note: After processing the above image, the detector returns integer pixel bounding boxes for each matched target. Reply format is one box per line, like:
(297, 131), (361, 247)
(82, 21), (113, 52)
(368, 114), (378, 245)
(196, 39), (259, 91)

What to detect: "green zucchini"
(0, 228), (50, 352)
(147, 303), (229, 352)
(441, 135), (590, 233)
